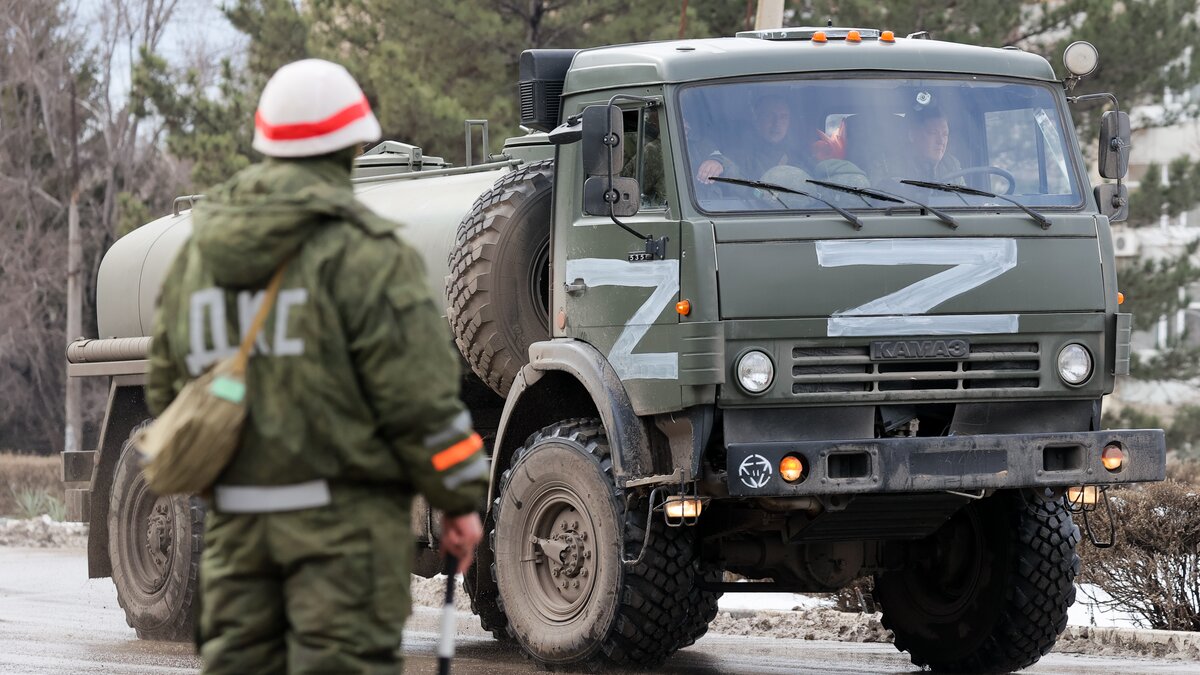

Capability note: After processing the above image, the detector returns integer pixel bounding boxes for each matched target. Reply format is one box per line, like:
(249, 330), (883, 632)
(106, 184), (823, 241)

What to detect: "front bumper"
(725, 429), (1165, 497)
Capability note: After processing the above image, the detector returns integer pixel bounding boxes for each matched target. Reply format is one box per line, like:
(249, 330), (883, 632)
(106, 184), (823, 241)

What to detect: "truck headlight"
(1057, 344), (1093, 385)
(736, 350), (774, 394)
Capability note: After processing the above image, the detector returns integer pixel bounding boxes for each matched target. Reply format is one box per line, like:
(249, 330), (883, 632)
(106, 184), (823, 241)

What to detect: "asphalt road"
(1, 546), (1196, 674)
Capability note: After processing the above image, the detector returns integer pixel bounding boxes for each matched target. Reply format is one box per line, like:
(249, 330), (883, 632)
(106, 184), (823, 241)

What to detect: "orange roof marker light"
(812, 31), (827, 43)
(846, 30), (862, 43)
(880, 30), (896, 43)
(676, 299), (692, 316)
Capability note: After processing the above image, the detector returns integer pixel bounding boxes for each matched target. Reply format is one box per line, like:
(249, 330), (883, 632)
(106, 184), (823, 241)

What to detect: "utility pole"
(65, 81), (82, 455)
(755, 0), (785, 30)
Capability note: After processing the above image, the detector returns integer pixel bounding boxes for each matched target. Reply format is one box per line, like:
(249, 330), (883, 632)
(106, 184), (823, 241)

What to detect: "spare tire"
(446, 159), (553, 396)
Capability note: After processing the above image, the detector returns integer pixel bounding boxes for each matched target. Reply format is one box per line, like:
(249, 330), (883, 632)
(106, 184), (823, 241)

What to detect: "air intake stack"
(518, 49), (578, 132)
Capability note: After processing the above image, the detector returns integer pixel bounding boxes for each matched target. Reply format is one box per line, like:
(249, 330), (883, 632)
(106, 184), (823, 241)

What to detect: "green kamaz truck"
(66, 27), (1163, 672)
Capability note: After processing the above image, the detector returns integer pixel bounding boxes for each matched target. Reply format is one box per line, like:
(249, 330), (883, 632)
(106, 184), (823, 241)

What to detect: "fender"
(471, 339), (654, 607)
(87, 378), (149, 578)
(486, 338), (653, 505)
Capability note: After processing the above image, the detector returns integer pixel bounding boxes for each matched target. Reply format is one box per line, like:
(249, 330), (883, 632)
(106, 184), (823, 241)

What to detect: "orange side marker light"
(676, 299), (691, 316)
(1117, 292), (1125, 305)
(1101, 444), (1125, 472)
(780, 455), (805, 482)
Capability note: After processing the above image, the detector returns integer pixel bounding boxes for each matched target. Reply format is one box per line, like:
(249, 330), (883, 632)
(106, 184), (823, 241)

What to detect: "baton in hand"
(437, 554), (459, 675)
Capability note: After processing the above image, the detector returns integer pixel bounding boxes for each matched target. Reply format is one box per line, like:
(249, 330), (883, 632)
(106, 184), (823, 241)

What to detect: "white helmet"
(252, 59), (382, 158)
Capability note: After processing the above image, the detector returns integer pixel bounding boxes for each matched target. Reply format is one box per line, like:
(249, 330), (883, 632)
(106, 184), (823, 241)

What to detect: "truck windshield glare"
(681, 77), (1082, 213)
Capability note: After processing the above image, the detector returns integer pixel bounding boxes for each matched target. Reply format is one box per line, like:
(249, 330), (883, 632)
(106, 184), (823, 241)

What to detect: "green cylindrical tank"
(93, 139), (548, 341)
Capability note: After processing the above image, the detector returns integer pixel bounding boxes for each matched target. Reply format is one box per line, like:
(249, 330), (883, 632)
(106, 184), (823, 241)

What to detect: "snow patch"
(0, 516), (88, 548)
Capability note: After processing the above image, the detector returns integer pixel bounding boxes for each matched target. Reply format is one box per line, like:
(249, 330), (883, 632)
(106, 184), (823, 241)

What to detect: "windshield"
(679, 77), (1083, 214)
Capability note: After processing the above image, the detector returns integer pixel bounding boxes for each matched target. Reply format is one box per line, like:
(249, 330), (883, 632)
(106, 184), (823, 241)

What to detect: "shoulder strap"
(229, 263), (288, 376)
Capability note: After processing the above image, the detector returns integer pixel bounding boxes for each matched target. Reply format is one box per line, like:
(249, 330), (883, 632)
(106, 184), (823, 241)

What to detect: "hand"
(696, 158), (724, 184)
(440, 511), (483, 575)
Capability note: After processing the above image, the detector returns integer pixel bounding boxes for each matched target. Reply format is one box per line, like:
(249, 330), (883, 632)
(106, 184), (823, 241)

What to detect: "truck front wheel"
(874, 489), (1080, 673)
(491, 419), (701, 668)
(108, 425), (204, 641)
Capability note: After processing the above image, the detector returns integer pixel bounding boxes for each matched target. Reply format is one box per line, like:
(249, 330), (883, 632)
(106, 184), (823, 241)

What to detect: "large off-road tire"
(464, 511), (512, 641)
(108, 424), (204, 641)
(874, 489), (1080, 673)
(491, 419), (703, 669)
(677, 564), (722, 648)
(446, 159), (553, 397)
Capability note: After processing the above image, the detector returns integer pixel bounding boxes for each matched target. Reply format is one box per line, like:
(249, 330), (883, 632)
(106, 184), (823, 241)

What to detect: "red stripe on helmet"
(255, 97), (371, 141)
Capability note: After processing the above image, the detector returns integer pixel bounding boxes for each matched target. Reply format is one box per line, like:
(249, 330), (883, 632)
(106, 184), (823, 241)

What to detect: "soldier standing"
(145, 58), (486, 673)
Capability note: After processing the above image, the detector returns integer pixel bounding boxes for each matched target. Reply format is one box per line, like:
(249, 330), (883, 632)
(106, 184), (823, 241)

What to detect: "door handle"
(564, 278), (588, 295)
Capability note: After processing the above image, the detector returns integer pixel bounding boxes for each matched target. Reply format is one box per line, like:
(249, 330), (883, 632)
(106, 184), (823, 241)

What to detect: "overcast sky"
(77, 0), (245, 102)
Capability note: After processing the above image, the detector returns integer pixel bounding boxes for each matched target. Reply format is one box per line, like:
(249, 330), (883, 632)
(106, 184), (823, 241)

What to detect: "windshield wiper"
(807, 179), (959, 230)
(900, 179), (1051, 230)
(710, 176), (862, 230)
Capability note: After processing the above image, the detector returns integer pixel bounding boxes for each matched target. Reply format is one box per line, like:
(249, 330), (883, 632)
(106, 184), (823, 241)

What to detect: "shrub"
(1078, 480), (1200, 631)
(9, 488), (66, 521)
(0, 453), (63, 517)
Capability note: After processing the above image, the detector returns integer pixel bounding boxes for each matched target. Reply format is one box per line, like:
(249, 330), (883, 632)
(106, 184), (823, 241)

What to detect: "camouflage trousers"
(198, 485), (413, 674)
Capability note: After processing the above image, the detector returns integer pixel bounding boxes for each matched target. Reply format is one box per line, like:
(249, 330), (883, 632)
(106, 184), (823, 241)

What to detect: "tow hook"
(1064, 485), (1116, 548)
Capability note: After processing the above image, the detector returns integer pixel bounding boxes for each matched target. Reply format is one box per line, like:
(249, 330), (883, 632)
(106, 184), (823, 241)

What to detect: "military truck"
(67, 27), (1163, 673)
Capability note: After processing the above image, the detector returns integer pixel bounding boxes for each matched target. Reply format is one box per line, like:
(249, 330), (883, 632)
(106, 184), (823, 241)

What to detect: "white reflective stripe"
(214, 480), (331, 513)
(424, 411), (473, 449)
(443, 456), (488, 490)
(438, 599), (457, 658)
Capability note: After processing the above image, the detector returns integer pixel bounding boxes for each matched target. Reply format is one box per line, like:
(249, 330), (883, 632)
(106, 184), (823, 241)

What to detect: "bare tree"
(0, 0), (188, 454)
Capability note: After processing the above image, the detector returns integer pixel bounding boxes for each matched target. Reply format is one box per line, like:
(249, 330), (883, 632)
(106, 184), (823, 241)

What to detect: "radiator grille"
(791, 342), (1040, 397)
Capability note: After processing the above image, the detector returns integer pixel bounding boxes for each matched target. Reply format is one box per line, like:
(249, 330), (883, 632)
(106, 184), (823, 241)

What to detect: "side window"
(984, 107), (1070, 196)
(619, 107), (668, 210)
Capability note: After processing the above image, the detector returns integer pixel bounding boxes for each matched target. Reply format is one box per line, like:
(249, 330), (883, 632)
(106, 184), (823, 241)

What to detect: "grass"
(0, 453), (63, 519)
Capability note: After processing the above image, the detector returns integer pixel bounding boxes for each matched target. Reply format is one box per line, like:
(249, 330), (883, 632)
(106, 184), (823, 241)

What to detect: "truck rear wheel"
(874, 489), (1080, 673)
(491, 419), (700, 668)
(446, 159), (553, 397)
(108, 425), (203, 641)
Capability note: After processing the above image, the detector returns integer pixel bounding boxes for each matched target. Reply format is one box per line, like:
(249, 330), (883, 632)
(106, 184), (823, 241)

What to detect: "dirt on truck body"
(67, 27), (1163, 672)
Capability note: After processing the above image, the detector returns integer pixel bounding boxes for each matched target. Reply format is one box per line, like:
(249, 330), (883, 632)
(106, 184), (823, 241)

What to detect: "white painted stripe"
(828, 314), (1019, 337)
(815, 238), (1018, 317)
(438, 602), (457, 658)
(563, 258), (680, 380)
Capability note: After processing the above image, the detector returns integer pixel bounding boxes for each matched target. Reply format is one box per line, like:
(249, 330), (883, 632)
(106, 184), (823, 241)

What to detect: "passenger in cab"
(905, 105), (962, 181)
(695, 95), (798, 183)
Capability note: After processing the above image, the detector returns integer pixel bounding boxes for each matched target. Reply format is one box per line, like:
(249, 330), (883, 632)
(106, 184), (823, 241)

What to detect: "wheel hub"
(145, 501), (173, 573)
(522, 491), (599, 621)
(126, 480), (175, 595)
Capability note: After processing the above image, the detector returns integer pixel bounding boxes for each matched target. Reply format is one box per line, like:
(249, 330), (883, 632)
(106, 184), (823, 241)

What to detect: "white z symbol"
(816, 239), (1018, 337)
(563, 258), (679, 380)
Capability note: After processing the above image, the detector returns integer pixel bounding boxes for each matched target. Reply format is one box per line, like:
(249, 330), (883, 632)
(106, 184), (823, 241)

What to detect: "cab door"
(553, 96), (684, 414)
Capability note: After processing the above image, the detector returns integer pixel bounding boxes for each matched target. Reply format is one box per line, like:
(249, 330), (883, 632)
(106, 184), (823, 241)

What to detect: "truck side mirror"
(581, 104), (624, 177)
(1099, 111), (1131, 179)
(1095, 183), (1129, 222)
(583, 176), (639, 217)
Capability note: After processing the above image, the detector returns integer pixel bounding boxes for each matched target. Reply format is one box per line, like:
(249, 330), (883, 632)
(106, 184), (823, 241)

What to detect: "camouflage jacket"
(146, 157), (486, 515)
